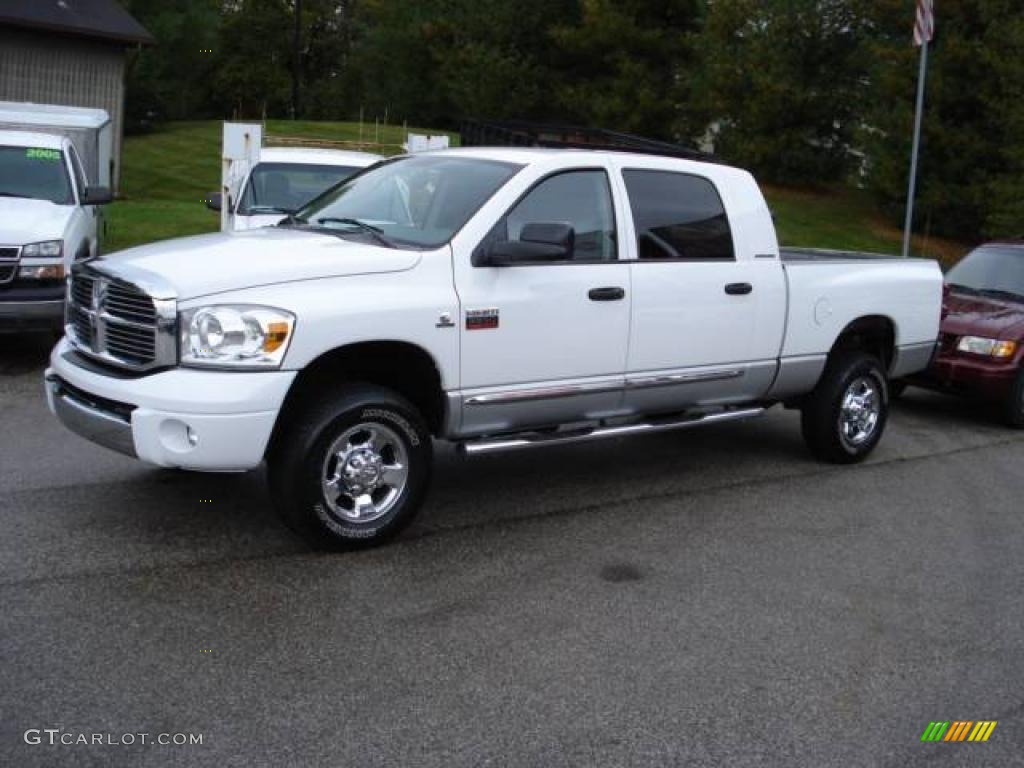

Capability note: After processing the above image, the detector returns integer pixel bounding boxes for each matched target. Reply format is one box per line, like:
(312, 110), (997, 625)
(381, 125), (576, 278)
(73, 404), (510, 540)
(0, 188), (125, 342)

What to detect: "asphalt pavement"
(1, 333), (1022, 767)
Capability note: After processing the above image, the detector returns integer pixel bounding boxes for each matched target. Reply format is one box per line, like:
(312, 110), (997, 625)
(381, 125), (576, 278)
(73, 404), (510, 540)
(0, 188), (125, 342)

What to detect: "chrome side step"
(459, 407), (765, 456)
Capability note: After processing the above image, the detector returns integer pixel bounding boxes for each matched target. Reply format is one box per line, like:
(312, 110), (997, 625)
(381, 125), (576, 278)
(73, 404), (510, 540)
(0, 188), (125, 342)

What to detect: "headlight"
(179, 305), (295, 368)
(957, 336), (1017, 358)
(18, 264), (65, 280)
(21, 240), (63, 258)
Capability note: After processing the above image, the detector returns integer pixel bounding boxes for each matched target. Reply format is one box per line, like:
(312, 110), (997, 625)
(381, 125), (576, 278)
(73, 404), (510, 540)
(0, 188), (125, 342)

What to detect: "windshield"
(0, 146), (73, 204)
(238, 162), (367, 215)
(291, 155), (523, 248)
(947, 246), (1024, 300)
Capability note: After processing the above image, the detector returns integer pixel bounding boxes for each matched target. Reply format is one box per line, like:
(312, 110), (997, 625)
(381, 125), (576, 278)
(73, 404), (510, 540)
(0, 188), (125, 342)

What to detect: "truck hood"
(98, 227), (421, 300)
(0, 197), (73, 245)
(942, 290), (1024, 340)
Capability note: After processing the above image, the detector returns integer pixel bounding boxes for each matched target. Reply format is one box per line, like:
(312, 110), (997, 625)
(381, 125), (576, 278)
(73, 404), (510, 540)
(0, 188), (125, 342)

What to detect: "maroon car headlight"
(956, 336), (1017, 358)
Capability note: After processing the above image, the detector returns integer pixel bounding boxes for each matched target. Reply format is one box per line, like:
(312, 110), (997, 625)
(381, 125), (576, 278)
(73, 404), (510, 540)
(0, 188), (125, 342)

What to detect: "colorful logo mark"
(921, 721), (997, 742)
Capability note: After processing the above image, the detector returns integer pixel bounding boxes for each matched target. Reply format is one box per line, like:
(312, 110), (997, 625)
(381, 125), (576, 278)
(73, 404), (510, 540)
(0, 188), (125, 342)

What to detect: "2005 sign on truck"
(44, 149), (943, 548)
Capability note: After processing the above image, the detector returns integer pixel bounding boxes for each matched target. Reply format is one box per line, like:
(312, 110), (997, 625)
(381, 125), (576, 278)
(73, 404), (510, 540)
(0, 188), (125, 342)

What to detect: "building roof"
(0, 0), (155, 46)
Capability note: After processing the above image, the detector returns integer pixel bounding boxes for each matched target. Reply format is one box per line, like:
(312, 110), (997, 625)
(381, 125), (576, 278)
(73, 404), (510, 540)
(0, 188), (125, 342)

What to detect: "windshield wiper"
(246, 205), (291, 214)
(979, 288), (1024, 303)
(314, 217), (396, 248)
(0, 192), (32, 199)
(316, 217), (384, 233)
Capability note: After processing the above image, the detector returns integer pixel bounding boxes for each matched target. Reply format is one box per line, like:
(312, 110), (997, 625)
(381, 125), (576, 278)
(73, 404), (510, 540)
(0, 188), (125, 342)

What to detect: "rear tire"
(801, 351), (889, 464)
(1004, 369), (1024, 428)
(268, 384), (432, 550)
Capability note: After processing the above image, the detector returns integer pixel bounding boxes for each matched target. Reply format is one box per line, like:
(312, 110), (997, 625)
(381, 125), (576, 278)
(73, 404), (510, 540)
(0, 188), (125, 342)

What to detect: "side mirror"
(82, 186), (113, 205)
(205, 192), (222, 212)
(475, 222), (575, 266)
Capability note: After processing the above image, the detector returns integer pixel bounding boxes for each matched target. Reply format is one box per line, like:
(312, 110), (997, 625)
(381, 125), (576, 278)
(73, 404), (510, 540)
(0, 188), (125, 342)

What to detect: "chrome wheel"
(839, 376), (881, 448)
(321, 422), (409, 523)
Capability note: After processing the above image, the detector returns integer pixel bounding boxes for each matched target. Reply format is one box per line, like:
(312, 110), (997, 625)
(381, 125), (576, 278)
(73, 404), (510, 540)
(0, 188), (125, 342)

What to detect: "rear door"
(452, 167), (632, 436)
(618, 165), (786, 414)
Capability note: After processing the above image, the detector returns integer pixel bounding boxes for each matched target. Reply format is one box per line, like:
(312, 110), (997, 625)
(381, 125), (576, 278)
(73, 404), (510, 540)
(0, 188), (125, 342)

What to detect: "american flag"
(913, 0), (935, 46)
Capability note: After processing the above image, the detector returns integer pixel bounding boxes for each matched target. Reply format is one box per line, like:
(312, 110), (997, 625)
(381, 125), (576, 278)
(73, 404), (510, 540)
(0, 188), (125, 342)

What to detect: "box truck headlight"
(20, 240), (63, 258)
(179, 305), (294, 368)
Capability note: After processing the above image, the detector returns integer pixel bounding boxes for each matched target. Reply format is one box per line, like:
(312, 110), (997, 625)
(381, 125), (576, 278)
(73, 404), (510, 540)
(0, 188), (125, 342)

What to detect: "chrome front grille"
(66, 265), (177, 371)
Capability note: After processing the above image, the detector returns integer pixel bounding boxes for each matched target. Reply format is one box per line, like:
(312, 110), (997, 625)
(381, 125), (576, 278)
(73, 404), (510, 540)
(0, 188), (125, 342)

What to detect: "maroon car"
(906, 242), (1024, 426)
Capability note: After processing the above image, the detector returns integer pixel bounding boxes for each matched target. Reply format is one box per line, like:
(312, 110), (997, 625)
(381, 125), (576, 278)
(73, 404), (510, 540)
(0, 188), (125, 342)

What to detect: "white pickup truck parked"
(45, 149), (942, 548)
(207, 147), (382, 231)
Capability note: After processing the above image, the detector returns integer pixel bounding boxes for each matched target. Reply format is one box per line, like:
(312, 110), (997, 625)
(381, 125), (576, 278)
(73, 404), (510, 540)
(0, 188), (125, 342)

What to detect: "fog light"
(158, 419), (199, 453)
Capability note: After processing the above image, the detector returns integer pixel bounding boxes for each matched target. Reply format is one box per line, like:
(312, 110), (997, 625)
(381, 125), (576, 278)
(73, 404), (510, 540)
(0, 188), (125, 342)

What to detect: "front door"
(453, 168), (631, 436)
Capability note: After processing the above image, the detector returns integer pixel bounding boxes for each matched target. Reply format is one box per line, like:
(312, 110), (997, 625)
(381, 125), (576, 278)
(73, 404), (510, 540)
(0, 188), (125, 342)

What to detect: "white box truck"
(0, 101), (114, 333)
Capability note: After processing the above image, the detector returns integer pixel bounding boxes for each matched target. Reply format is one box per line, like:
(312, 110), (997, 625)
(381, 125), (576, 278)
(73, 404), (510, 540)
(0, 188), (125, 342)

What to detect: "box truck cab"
(0, 130), (112, 332)
(0, 102), (114, 333)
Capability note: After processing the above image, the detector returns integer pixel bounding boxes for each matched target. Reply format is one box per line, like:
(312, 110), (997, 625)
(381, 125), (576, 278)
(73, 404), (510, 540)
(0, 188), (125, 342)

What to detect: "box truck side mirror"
(82, 186), (113, 205)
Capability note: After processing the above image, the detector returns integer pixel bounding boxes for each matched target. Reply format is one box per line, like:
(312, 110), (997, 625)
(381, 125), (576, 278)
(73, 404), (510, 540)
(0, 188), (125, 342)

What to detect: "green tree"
(865, 0), (1024, 240)
(550, 0), (701, 139)
(682, 0), (870, 183)
(120, 0), (222, 126)
(212, 0), (294, 118)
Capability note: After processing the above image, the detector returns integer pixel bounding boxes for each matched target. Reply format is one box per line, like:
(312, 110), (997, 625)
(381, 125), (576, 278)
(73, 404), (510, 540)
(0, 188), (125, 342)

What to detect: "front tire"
(268, 384), (432, 550)
(801, 352), (889, 464)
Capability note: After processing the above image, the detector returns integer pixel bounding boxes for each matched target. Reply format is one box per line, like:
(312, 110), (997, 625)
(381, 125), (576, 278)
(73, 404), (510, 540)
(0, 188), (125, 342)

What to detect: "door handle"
(724, 282), (753, 296)
(588, 286), (625, 301)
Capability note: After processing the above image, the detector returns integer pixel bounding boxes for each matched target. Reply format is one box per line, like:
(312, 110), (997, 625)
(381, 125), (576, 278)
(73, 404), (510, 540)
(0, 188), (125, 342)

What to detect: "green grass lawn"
(106, 121), (969, 264)
(763, 185), (967, 265)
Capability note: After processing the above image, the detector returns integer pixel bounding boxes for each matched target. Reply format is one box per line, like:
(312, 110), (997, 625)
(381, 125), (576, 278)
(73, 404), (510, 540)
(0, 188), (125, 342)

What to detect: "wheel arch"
(267, 340), (448, 458)
(827, 315), (897, 372)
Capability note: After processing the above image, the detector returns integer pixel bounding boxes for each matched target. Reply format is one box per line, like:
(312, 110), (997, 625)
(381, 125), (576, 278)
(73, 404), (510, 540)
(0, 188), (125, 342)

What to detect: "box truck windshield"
(0, 145), (72, 204)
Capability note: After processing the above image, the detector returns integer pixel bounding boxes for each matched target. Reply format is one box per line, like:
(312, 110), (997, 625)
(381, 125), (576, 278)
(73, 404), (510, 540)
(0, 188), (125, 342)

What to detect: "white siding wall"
(0, 28), (127, 192)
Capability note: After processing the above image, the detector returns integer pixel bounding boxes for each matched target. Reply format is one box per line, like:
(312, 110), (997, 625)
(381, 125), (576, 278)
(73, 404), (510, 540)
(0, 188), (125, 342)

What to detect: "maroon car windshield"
(947, 246), (1024, 302)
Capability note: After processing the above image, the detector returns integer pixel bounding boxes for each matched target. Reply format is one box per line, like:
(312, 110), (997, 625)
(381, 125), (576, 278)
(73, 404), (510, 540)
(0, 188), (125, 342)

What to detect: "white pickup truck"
(207, 146), (382, 232)
(45, 149), (942, 548)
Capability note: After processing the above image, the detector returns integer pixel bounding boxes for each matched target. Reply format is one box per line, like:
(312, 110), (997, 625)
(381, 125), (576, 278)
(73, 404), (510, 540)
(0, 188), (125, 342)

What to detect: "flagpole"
(902, 37), (929, 258)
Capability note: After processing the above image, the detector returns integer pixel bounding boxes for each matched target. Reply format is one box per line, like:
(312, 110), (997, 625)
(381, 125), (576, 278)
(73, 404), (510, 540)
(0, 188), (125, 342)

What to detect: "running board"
(459, 407), (765, 456)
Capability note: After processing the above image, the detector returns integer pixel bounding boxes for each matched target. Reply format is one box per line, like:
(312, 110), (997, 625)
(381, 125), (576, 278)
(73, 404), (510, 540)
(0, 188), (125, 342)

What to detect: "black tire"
(268, 384), (432, 550)
(1004, 369), (1024, 428)
(801, 351), (889, 464)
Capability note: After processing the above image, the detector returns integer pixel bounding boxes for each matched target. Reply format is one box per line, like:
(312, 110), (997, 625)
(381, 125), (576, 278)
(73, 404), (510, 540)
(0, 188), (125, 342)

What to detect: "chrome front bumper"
(45, 374), (137, 457)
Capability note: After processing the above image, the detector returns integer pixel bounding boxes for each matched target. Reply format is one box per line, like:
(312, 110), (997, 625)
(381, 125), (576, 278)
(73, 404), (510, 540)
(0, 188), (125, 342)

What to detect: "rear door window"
(623, 170), (735, 261)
